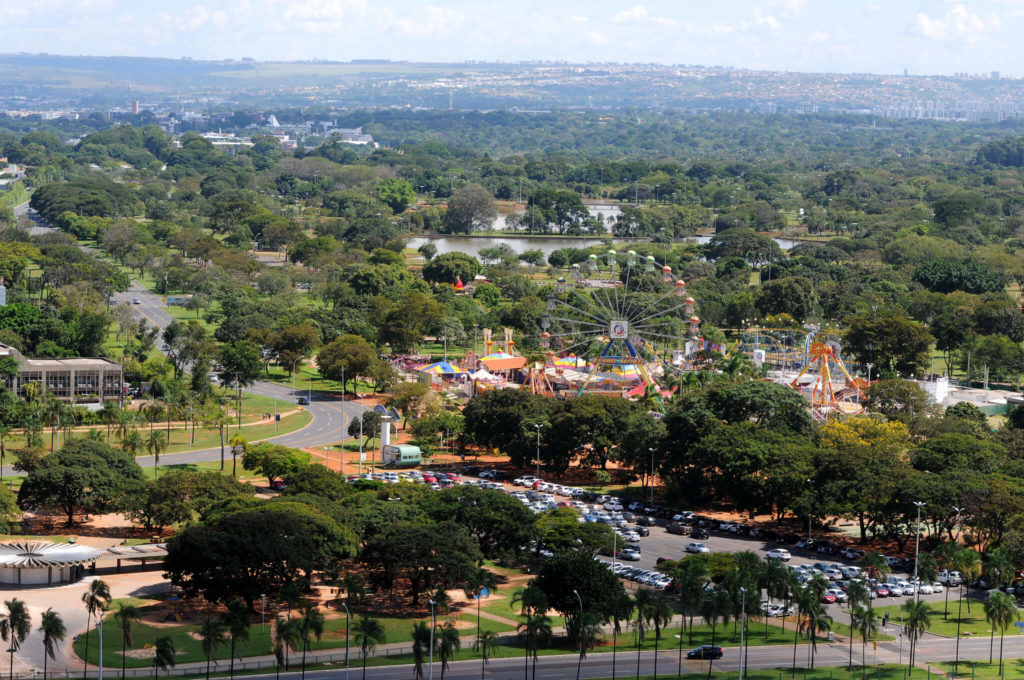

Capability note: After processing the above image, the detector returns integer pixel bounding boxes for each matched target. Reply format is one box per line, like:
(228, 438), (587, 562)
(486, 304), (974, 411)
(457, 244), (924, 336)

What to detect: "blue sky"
(3, 0), (1019, 75)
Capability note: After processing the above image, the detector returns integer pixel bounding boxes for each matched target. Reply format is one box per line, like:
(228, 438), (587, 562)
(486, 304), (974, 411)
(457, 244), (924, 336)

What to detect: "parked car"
(617, 547), (641, 561)
(766, 549), (792, 561)
(686, 542), (710, 554)
(691, 527), (710, 539)
(635, 516), (657, 527)
(687, 646), (723, 660)
(666, 522), (690, 536)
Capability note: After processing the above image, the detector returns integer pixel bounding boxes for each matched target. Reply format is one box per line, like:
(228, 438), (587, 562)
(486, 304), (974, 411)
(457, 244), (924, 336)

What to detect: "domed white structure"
(0, 541), (102, 585)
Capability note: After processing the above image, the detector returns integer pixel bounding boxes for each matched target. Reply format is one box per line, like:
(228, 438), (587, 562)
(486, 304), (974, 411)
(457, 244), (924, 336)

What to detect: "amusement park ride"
(533, 249), (868, 420)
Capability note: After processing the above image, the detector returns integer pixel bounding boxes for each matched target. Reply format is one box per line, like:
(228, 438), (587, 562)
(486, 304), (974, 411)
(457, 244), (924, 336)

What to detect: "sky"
(1, 0), (1020, 76)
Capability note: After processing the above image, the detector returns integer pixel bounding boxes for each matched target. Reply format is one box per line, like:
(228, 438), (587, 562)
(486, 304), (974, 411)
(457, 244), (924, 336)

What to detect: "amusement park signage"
(610, 319), (629, 339)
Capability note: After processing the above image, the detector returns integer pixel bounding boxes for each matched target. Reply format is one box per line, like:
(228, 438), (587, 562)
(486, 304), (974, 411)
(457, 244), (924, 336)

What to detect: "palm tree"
(464, 567), (497, 679)
(297, 604), (325, 680)
(81, 579), (111, 680)
(609, 588), (633, 680)
(632, 588), (654, 680)
(228, 433), (246, 476)
(352, 615), (385, 680)
(985, 591), (1016, 676)
(114, 411), (134, 444)
(800, 596), (831, 669)
(904, 599), (932, 669)
(219, 599), (251, 680)
(511, 583), (549, 680)
(791, 585), (814, 675)
(114, 604), (141, 680)
(120, 430), (143, 459)
(145, 429), (167, 477)
(436, 622), (461, 680)
(862, 552), (891, 582)
(955, 549), (982, 614)
(933, 541), (959, 620)
(152, 636), (176, 680)
(272, 616), (301, 673)
(38, 608), (66, 680)
(206, 408), (233, 470)
(412, 621), (432, 680)
(198, 617), (227, 680)
(648, 592), (675, 680)
(676, 560), (710, 642)
(852, 605), (877, 673)
(845, 580), (871, 668)
(0, 598), (31, 680)
(473, 630), (499, 677)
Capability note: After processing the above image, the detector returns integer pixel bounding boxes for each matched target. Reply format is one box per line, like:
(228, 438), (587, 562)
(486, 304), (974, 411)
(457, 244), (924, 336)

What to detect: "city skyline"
(2, 0), (1020, 77)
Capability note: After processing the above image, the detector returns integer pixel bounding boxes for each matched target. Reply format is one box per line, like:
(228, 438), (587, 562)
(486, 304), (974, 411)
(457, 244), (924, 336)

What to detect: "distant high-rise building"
(992, 71), (1000, 80)
(131, 100), (139, 114)
(904, 68), (908, 76)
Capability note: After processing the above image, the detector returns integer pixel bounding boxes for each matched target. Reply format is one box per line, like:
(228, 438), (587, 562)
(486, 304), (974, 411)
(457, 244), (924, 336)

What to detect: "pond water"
(407, 233), (797, 259)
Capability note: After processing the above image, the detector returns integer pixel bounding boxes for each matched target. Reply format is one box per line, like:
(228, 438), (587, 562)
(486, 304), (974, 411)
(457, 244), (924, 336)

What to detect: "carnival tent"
(418, 361), (468, 375)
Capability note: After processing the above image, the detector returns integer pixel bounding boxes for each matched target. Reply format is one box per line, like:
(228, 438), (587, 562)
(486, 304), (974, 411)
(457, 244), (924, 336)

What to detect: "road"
(13, 203), (370, 470)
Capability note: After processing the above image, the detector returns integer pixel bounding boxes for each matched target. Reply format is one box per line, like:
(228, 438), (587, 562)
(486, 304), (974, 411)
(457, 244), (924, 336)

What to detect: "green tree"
(850, 605), (877, 672)
(38, 608), (65, 680)
(843, 312), (934, 377)
(145, 430), (167, 476)
(241, 443), (312, 486)
(352, 616), (385, 680)
(421, 252), (482, 285)
(411, 621), (431, 680)
(533, 550), (626, 643)
(376, 178), (417, 214)
(443, 183), (496, 234)
(511, 582), (551, 680)
(115, 604), (142, 680)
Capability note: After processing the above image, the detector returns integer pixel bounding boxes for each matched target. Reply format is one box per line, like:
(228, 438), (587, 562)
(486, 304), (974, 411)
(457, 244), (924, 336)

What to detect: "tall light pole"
(340, 601), (350, 680)
(953, 506), (965, 544)
(739, 587), (747, 680)
(806, 478), (813, 544)
(96, 607), (106, 680)
(534, 423), (543, 479)
(429, 599), (436, 680)
(866, 362), (874, 384)
(649, 447), (656, 503)
(912, 501), (926, 600)
(572, 589), (584, 680)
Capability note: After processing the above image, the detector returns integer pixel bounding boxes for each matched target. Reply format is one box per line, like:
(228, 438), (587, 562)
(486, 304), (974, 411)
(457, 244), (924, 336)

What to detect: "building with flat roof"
(0, 343), (123, 403)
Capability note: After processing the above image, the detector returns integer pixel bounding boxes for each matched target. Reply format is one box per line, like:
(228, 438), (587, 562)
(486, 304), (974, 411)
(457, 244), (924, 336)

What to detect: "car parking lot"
(353, 466), (961, 608)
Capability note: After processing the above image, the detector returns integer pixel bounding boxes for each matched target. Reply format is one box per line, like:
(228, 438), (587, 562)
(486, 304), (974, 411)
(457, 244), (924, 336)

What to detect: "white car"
(620, 530), (641, 542)
(766, 549), (792, 561)
(604, 501), (624, 511)
(916, 583), (934, 594)
(826, 588), (848, 603)
(931, 582), (944, 593)
(618, 547), (641, 561)
(686, 542), (710, 554)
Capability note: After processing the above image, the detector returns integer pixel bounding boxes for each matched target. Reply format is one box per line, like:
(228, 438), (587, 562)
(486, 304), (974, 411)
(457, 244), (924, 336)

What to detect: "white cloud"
(741, 7), (782, 32)
(613, 5), (648, 24)
(587, 31), (609, 45)
(911, 4), (1000, 42)
(391, 6), (464, 39)
(808, 30), (828, 43)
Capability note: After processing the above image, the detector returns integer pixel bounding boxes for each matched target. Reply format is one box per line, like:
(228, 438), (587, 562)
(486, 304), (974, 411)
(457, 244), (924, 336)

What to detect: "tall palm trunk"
(229, 637), (235, 680)
(792, 622), (799, 677)
(122, 630), (128, 680)
(1000, 629), (1006, 677)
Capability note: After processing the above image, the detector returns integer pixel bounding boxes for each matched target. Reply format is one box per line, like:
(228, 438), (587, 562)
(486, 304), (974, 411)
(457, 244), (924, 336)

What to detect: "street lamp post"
(953, 505), (966, 674)
(866, 362), (873, 384)
(953, 506), (965, 544)
(96, 608), (106, 680)
(429, 599), (436, 680)
(649, 447), (656, 503)
(534, 423), (543, 479)
(572, 590), (584, 680)
(913, 501), (926, 600)
(806, 478), (813, 544)
(340, 601), (350, 680)
(739, 587), (746, 680)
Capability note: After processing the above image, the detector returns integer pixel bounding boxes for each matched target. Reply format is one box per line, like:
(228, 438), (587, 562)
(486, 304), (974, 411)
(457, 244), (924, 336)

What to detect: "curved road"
(15, 204), (369, 471)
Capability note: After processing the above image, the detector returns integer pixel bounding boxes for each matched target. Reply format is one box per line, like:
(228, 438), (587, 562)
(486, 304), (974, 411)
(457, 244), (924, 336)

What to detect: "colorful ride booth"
(416, 360), (469, 391)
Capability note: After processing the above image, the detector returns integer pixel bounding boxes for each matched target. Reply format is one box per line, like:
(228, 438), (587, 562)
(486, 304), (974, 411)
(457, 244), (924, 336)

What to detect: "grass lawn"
(933, 661), (1024, 680)
(873, 600), (1023, 638)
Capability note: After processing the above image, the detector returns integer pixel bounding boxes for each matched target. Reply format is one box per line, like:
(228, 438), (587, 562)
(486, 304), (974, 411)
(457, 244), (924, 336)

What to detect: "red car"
(821, 594), (836, 604)
(423, 474), (437, 483)
(874, 586), (890, 598)
(447, 474), (462, 482)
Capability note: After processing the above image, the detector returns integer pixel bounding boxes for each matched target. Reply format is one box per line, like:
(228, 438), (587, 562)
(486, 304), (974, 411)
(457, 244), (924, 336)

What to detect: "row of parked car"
(597, 560), (674, 589)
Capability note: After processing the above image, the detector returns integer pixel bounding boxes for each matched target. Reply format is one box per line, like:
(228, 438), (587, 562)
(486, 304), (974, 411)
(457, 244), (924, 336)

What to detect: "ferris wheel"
(538, 250), (701, 398)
